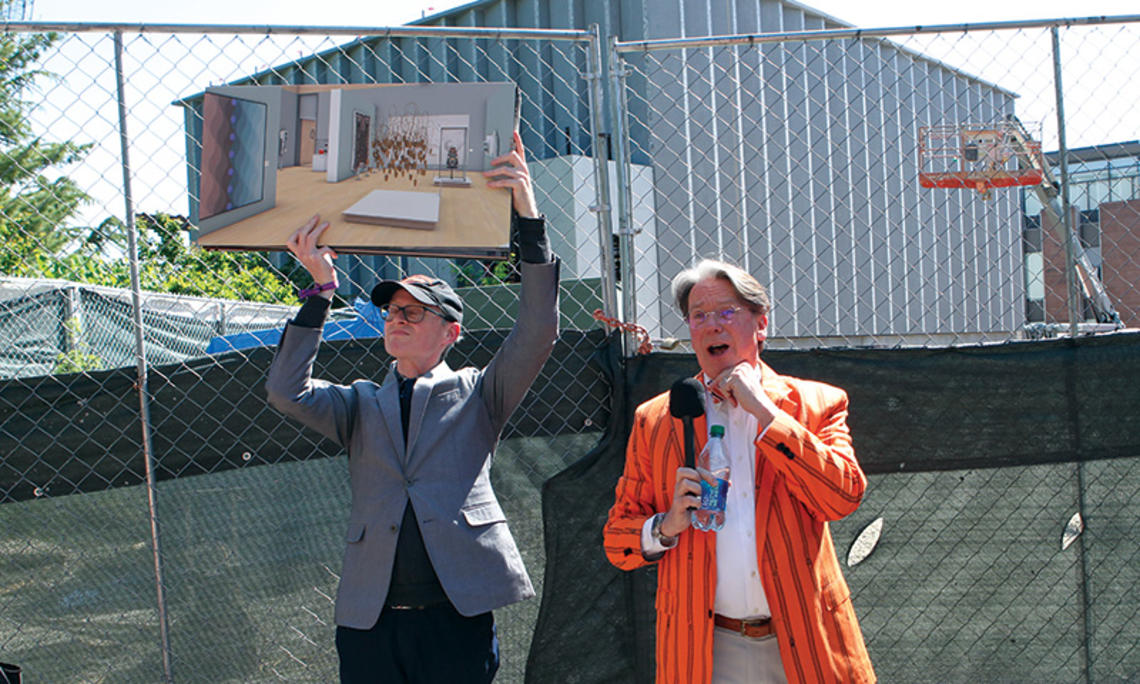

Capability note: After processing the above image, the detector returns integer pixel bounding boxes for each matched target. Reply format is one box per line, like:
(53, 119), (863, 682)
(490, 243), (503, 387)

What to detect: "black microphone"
(669, 377), (705, 470)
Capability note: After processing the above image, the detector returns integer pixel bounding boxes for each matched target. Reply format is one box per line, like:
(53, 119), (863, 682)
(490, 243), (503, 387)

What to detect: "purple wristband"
(297, 281), (338, 300)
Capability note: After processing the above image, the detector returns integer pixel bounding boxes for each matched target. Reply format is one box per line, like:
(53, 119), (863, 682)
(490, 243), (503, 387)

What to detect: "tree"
(74, 213), (304, 304)
(131, 213), (302, 303)
(0, 22), (308, 305)
(0, 26), (91, 271)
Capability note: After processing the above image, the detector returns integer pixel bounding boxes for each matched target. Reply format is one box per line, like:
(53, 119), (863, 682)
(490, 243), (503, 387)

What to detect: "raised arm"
(479, 131), (559, 428)
(265, 215), (356, 446)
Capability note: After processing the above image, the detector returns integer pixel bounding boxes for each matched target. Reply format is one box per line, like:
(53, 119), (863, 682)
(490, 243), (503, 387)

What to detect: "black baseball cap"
(371, 275), (463, 324)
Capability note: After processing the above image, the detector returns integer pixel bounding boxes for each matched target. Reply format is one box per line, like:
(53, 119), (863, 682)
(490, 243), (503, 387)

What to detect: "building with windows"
(1022, 140), (1140, 327)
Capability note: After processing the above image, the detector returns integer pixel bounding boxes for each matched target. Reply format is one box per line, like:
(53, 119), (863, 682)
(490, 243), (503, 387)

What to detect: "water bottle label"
(699, 477), (729, 512)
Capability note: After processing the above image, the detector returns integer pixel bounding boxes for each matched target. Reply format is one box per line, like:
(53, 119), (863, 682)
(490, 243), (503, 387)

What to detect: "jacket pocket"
(345, 521), (365, 543)
(461, 501), (506, 527)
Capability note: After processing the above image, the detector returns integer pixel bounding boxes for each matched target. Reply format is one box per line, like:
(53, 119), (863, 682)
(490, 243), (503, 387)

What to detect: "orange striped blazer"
(604, 363), (875, 684)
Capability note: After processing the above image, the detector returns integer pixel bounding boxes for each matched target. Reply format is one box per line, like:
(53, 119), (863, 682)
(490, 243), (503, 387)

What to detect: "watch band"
(651, 512), (679, 548)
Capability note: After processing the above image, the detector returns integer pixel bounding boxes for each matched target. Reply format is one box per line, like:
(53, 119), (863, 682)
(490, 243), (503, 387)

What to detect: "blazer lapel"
(378, 363), (405, 459)
(692, 412), (709, 463)
(759, 360), (794, 416)
(405, 360), (456, 465)
(755, 361), (791, 565)
(691, 411), (716, 562)
(670, 380), (717, 560)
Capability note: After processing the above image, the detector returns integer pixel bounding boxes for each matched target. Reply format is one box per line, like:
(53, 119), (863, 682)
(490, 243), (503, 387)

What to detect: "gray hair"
(671, 259), (771, 318)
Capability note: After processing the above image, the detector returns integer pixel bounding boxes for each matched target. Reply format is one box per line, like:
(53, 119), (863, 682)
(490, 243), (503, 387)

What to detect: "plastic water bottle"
(691, 424), (730, 532)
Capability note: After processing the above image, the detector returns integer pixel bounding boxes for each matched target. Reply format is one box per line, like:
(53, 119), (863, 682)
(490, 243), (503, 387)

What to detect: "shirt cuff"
(757, 420), (773, 443)
(292, 295), (331, 328)
(642, 517), (665, 556)
(642, 514), (677, 557)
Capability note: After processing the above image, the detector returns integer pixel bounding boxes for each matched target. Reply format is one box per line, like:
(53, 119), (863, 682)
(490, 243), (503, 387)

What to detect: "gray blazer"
(265, 260), (559, 628)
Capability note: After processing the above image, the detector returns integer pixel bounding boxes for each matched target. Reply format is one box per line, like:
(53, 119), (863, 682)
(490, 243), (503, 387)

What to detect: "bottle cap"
(710, 424), (725, 437)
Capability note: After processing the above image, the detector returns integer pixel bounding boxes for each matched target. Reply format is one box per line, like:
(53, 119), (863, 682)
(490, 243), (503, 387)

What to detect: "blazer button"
(390, 525), (398, 533)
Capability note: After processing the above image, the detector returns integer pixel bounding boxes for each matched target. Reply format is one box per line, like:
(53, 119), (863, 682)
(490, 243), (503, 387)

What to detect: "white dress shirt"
(642, 377), (771, 620)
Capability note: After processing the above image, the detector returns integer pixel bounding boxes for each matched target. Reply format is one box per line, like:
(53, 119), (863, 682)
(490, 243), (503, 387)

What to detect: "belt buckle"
(739, 617), (770, 638)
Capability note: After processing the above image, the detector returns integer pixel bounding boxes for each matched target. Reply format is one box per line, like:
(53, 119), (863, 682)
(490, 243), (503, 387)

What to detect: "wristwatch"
(651, 513), (679, 549)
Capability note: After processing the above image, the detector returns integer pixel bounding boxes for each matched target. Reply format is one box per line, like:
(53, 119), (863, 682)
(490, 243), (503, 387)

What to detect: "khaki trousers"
(711, 626), (788, 684)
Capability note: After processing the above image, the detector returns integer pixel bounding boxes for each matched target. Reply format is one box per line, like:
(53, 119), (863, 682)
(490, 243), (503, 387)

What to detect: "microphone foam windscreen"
(669, 377), (705, 418)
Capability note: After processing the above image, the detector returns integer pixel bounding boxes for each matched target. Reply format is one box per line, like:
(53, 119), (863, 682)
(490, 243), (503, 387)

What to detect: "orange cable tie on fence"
(593, 309), (653, 355)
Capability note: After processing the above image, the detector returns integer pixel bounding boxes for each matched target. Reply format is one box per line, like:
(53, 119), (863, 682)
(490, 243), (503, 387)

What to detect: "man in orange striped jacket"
(604, 259), (875, 683)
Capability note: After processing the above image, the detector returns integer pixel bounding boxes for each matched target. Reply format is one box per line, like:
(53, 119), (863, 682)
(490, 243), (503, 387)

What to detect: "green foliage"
(0, 27), (304, 305)
(453, 253), (521, 288)
(48, 213), (299, 303)
(4, 212), (300, 303)
(0, 28), (92, 261)
(52, 316), (103, 374)
(0, 31), (58, 144)
(453, 260), (484, 288)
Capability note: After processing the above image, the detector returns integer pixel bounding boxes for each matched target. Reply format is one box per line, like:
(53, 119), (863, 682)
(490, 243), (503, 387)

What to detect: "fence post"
(608, 37), (640, 357)
(1051, 26), (1081, 337)
(114, 30), (175, 684)
(63, 285), (79, 358)
(1053, 26), (1093, 682)
(584, 24), (619, 345)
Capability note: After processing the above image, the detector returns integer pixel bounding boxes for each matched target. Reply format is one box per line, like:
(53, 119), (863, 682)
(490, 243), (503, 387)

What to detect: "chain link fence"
(611, 16), (1140, 348)
(0, 23), (615, 682)
(598, 15), (1139, 684)
(2, 12), (1139, 684)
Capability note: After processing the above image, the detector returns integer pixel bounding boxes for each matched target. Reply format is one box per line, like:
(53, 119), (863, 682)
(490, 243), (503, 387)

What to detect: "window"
(1078, 210), (1100, 248)
(1025, 252), (1045, 301)
(1022, 222), (1042, 252)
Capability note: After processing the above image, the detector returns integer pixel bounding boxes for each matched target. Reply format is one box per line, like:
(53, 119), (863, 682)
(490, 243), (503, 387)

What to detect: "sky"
(25, 0), (1140, 28)
(21, 0), (1138, 229)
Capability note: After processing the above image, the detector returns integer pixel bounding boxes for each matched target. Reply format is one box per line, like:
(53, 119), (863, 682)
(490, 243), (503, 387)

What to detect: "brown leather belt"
(714, 614), (774, 639)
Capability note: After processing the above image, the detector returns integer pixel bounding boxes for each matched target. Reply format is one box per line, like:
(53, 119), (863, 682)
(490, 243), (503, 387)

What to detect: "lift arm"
(1005, 114), (1121, 326)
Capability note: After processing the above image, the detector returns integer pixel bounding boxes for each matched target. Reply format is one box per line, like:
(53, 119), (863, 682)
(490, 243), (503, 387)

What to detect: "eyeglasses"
(381, 303), (446, 324)
(687, 306), (745, 327)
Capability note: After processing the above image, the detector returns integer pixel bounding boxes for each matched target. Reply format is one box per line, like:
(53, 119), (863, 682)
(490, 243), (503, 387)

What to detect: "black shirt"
(385, 371), (449, 608)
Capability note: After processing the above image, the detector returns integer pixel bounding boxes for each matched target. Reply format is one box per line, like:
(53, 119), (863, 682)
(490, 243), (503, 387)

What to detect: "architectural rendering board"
(186, 81), (519, 258)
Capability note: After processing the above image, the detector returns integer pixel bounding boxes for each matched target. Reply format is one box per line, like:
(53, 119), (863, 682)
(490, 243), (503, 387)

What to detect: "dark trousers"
(335, 603), (499, 684)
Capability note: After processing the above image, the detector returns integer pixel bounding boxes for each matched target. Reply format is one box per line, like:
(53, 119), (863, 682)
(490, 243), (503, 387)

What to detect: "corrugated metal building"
(187, 0), (1024, 344)
(412, 0), (1025, 345)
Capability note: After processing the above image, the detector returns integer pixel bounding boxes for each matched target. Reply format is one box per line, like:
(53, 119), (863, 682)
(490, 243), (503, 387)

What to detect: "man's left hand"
(708, 362), (777, 427)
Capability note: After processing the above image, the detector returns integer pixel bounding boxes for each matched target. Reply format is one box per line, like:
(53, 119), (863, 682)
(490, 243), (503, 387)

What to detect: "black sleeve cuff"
(516, 214), (553, 264)
(292, 295), (331, 328)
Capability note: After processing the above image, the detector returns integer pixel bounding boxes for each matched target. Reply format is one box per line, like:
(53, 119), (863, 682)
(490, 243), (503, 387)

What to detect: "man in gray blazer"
(266, 132), (557, 683)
